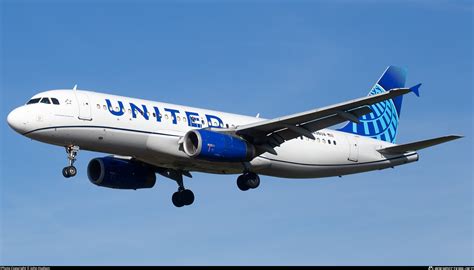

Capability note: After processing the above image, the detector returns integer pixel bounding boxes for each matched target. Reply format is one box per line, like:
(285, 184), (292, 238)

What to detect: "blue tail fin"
(337, 66), (418, 143)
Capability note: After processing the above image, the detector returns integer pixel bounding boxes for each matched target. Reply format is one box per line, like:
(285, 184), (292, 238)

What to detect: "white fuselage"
(7, 89), (419, 178)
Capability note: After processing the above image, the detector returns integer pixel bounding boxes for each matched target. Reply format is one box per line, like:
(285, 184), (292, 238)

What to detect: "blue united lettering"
(105, 99), (223, 128)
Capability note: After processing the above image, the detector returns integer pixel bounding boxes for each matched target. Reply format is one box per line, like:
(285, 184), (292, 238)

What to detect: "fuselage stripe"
(22, 125), (181, 138)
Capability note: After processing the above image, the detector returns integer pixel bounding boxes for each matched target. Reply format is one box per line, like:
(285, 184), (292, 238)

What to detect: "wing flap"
(377, 135), (463, 154)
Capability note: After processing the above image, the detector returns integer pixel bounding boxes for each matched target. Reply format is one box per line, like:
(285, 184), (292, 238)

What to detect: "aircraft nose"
(7, 107), (29, 134)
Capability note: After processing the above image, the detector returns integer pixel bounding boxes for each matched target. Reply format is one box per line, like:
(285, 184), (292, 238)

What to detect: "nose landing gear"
(62, 145), (79, 178)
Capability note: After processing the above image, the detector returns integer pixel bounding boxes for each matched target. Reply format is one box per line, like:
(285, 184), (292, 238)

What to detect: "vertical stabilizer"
(338, 66), (414, 143)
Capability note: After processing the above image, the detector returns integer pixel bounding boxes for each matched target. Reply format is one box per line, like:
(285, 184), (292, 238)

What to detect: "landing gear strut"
(237, 172), (260, 191)
(171, 175), (195, 207)
(62, 145), (79, 178)
(158, 169), (195, 207)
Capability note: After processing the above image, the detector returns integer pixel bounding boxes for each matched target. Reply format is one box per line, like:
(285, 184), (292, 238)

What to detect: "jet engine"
(87, 157), (156, 189)
(183, 129), (255, 162)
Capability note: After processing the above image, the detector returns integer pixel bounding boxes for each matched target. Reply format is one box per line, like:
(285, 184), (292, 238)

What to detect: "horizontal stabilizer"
(410, 83), (421, 97)
(377, 135), (463, 154)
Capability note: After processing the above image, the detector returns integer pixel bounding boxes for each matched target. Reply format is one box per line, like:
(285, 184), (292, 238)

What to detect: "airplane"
(7, 66), (462, 207)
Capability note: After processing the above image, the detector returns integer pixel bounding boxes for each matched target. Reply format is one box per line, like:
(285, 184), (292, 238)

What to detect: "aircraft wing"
(232, 88), (412, 153)
(377, 135), (463, 155)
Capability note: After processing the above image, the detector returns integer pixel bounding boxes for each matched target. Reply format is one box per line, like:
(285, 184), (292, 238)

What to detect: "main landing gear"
(172, 175), (195, 208)
(62, 145), (79, 178)
(172, 187), (195, 208)
(158, 169), (194, 208)
(237, 172), (260, 191)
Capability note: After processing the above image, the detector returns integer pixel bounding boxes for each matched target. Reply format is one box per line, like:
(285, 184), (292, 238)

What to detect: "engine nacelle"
(87, 157), (156, 189)
(183, 129), (255, 162)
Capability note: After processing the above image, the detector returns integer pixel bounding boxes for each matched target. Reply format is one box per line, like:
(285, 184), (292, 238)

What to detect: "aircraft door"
(76, 92), (92, 121)
(348, 136), (359, 162)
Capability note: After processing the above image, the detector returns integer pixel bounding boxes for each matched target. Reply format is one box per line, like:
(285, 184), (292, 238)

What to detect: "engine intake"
(183, 129), (255, 162)
(87, 157), (156, 189)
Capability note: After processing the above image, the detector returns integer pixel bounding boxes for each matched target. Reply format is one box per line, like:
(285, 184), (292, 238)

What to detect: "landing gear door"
(76, 92), (92, 121)
(348, 136), (359, 162)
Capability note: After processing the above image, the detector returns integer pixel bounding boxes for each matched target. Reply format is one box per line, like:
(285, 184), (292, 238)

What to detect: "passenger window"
(322, 139), (326, 144)
(27, 98), (41, 105)
(103, 105), (106, 110)
(328, 140), (331, 144)
(177, 116), (181, 122)
(226, 124), (229, 128)
(51, 98), (60, 105)
(40, 98), (51, 104)
(334, 141), (337, 145)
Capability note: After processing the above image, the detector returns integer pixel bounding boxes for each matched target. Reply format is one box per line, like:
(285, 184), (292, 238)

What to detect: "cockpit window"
(40, 97), (51, 104)
(51, 98), (60, 105)
(26, 98), (41, 105)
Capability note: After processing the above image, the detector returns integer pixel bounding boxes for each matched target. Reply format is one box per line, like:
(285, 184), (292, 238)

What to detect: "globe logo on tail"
(351, 84), (399, 143)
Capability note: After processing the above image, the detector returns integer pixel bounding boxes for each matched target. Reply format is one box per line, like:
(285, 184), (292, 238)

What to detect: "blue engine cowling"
(183, 129), (255, 161)
(87, 157), (156, 189)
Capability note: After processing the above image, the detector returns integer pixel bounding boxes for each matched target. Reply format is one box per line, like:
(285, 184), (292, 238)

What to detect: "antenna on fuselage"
(256, 113), (260, 118)
(73, 84), (78, 91)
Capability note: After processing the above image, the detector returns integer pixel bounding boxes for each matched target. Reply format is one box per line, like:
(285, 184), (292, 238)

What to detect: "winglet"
(410, 83), (421, 97)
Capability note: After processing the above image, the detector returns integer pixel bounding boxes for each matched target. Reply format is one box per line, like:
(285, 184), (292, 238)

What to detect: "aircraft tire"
(182, 189), (195, 206)
(62, 167), (70, 178)
(67, 166), (77, 177)
(237, 175), (250, 191)
(172, 192), (185, 207)
(245, 173), (260, 189)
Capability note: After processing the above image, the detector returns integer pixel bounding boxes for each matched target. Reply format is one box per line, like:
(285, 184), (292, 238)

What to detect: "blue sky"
(1, 0), (472, 266)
